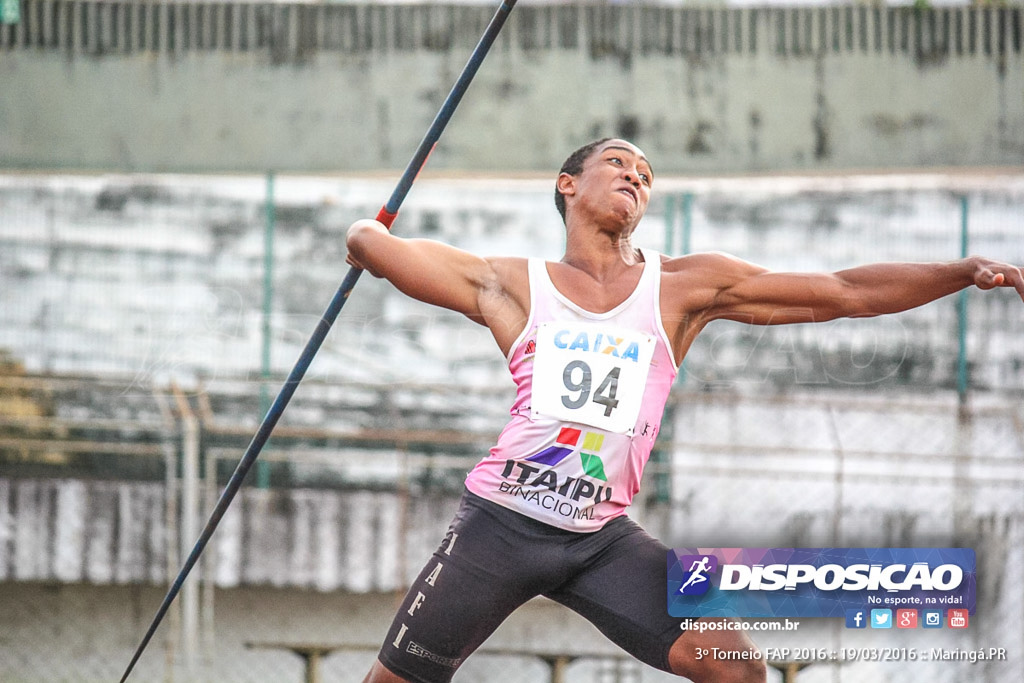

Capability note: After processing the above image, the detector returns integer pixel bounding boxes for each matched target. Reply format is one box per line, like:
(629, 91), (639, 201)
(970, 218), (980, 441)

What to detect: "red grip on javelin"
(375, 206), (398, 230)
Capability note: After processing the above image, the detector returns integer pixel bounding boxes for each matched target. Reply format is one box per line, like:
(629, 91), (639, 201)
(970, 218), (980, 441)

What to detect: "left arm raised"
(704, 255), (1024, 325)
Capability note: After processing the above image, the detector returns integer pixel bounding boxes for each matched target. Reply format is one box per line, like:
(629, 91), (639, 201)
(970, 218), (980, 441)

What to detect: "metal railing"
(2, 1), (1021, 59)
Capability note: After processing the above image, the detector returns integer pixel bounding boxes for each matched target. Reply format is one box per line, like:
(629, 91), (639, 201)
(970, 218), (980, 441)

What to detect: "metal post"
(0, 0), (21, 25)
(651, 177), (678, 499)
(681, 192), (693, 256)
(953, 195), (973, 549)
(677, 192), (693, 384)
(173, 386), (201, 675)
(258, 172), (275, 489)
(957, 195), (969, 405)
(664, 194), (676, 255)
(153, 387), (180, 678)
(202, 411), (217, 660)
(180, 415), (200, 673)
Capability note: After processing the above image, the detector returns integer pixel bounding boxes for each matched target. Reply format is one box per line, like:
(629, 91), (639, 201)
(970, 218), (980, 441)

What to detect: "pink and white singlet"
(465, 248), (678, 532)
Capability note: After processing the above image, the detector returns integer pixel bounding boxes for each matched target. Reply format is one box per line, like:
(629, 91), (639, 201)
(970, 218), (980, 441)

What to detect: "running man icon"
(678, 555), (716, 595)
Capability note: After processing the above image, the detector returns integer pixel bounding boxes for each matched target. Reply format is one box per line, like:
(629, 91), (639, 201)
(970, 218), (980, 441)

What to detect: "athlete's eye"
(639, 173), (651, 185)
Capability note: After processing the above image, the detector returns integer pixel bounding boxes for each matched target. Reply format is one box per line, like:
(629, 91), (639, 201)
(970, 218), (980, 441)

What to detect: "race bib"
(531, 322), (656, 435)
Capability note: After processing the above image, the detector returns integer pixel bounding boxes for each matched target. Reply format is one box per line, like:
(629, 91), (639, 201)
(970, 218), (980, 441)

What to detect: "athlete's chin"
(618, 213), (644, 234)
(606, 205), (642, 226)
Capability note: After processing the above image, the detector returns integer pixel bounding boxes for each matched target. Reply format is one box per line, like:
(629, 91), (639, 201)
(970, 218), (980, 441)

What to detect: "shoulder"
(658, 251), (767, 280)
(657, 252), (772, 319)
(484, 255), (529, 282)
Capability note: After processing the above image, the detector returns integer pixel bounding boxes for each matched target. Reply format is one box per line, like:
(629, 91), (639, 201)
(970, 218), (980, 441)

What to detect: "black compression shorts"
(377, 490), (683, 683)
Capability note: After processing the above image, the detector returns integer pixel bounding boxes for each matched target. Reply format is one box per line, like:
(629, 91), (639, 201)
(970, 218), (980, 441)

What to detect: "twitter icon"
(871, 609), (893, 629)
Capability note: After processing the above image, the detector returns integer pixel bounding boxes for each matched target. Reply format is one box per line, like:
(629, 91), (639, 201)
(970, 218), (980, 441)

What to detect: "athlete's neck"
(561, 236), (642, 282)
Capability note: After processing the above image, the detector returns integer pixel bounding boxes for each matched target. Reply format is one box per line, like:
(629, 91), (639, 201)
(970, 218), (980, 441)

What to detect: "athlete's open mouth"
(617, 187), (639, 204)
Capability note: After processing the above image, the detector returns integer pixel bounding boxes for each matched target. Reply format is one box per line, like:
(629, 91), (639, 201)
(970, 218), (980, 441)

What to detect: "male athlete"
(346, 138), (1023, 683)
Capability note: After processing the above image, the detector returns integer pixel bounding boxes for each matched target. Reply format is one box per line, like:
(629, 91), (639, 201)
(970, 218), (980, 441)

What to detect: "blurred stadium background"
(1, 1), (1022, 682)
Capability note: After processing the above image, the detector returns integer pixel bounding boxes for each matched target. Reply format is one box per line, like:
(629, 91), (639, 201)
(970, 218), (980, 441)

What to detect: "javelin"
(119, 1), (519, 679)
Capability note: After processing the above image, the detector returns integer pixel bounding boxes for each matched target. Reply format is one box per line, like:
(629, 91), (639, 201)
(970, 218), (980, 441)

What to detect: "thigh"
(378, 494), (561, 683)
(544, 517), (682, 673)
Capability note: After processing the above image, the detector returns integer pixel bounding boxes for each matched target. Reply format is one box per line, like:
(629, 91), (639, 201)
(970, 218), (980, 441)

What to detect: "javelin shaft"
(119, 2), (517, 680)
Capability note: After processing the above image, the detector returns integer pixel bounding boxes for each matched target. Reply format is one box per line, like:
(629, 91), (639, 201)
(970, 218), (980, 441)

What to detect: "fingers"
(981, 270), (1003, 289)
(970, 259), (1019, 299)
(345, 253), (383, 278)
(1012, 267), (1024, 302)
(973, 265), (996, 290)
(977, 261), (1024, 302)
(994, 264), (1024, 302)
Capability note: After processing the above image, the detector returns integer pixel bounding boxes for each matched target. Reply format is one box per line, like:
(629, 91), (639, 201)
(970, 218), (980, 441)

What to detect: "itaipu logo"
(678, 555), (719, 595)
(526, 426), (608, 481)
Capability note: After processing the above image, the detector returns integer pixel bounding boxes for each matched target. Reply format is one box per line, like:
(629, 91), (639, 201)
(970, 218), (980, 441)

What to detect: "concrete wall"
(1, 1), (1022, 174)
(3, 171), (1023, 391)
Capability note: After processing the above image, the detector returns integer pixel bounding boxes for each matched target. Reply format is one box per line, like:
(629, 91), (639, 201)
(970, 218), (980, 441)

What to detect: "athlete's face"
(561, 139), (653, 230)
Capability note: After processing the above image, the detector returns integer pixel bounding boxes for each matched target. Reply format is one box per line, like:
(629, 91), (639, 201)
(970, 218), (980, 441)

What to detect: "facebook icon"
(845, 609), (867, 629)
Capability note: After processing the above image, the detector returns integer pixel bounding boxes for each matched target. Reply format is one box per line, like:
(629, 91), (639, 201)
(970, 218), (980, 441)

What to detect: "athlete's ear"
(556, 172), (577, 198)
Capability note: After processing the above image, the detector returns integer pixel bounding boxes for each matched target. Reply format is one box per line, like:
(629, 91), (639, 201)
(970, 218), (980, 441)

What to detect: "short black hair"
(554, 138), (612, 225)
